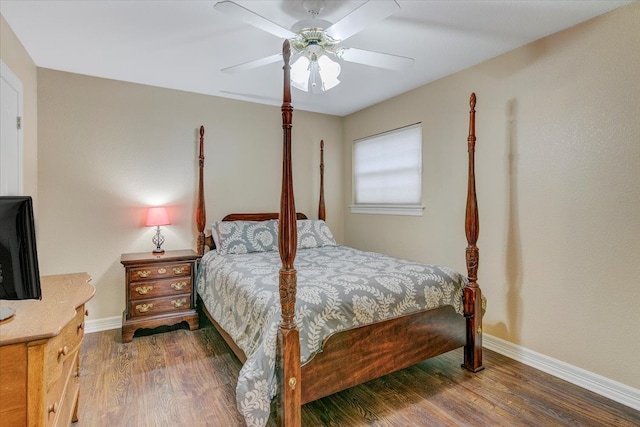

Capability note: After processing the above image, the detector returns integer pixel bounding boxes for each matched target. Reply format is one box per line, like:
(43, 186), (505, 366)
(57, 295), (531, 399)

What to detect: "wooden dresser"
(120, 249), (199, 343)
(0, 273), (94, 427)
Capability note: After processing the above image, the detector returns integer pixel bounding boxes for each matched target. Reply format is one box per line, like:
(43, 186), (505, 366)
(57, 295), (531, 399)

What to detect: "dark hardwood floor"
(75, 320), (639, 426)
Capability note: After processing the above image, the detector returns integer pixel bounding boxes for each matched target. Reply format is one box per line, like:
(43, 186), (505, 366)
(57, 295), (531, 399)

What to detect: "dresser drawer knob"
(48, 402), (58, 415)
(137, 270), (151, 278)
(136, 303), (153, 313)
(58, 346), (68, 359)
(170, 281), (187, 291)
(135, 285), (153, 295)
(171, 298), (187, 308)
(158, 268), (167, 274)
(173, 267), (186, 275)
(77, 322), (85, 333)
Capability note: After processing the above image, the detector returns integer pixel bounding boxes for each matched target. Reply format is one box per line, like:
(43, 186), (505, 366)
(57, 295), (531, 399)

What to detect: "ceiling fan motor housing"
(290, 22), (337, 54)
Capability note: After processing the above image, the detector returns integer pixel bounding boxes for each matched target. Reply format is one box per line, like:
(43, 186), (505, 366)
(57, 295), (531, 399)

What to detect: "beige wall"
(0, 14), (37, 206)
(37, 69), (343, 321)
(343, 3), (640, 389)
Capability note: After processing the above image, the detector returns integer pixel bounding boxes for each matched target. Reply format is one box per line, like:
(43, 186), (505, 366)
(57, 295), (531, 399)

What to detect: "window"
(351, 123), (424, 216)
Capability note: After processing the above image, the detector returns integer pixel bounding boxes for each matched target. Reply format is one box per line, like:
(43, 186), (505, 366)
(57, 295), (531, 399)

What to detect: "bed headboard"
(221, 213), (307, 222)
(195, 122), (325, 254)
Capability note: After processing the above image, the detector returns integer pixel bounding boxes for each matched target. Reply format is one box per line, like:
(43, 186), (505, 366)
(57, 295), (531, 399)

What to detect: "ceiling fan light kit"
(215, 0), (413, 93)
(291, 52), (341, 93)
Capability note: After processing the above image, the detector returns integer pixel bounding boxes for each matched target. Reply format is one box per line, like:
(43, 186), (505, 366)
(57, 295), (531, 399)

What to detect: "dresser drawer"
(45, 306), (85, 389)
(129, 294), (191, 317)
(45, 351), (79, 427)
(129, 277), (192, 301)
(128, 262), (191, 282)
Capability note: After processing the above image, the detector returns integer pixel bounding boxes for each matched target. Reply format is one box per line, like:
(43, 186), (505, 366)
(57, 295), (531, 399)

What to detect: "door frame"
(0, 58), (25, 196)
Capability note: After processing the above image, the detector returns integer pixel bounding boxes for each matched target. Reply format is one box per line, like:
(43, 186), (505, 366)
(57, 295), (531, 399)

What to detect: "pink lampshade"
(145, 207), (171, 227)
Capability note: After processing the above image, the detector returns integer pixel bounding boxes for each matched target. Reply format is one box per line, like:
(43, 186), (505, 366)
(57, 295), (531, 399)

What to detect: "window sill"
(349, 204), (424, 216)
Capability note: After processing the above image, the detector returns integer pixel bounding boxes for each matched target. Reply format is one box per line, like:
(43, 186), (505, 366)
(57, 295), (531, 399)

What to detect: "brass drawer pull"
(58, 345), (69, 359)
(171, 298), (187, 308)
(137, 270), (151, 278)
(135, 285), (153, 295)
(171, 281), (187, 291)
(136, 303), (153, 313)
(172, 266), (186, 275)
(48, 402), (58, 415)
(77, 322), (85, 333)
(158, 267), (167, 274)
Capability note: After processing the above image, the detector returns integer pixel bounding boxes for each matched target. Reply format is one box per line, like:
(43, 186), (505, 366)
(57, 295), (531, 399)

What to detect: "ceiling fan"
(215, 0), (414, 93)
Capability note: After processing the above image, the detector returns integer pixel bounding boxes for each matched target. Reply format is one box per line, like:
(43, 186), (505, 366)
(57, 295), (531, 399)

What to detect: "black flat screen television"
(0, 196), (42, 301)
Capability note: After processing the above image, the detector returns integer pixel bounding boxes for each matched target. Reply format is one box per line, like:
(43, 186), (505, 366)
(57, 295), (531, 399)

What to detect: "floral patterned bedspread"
(196, 245), (468, 427)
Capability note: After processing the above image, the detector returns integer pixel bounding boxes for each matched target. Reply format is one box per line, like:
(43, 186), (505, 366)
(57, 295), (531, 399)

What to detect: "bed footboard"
(300, 306), (465, 404)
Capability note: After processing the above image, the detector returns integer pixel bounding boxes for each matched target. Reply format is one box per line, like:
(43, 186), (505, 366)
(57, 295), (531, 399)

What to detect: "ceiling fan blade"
(222, 53), (282, 73)
(325, 0), (400, 42)
(214, 1), (296, 39)
(337, 47), (414, 71)
(219, 90), (280, 103)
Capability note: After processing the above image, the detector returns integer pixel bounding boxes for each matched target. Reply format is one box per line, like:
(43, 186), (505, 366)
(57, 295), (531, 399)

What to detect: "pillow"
(296, 219), (337, 249)
(213, 220), (279, 254)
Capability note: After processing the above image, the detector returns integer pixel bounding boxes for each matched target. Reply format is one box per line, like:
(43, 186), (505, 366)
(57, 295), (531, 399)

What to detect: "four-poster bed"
(194, 40), (483, 427)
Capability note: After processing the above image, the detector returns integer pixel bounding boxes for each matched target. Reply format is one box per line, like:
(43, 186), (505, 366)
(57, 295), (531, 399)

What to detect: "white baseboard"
(84, 317), (639, 411)
(484, 334), (640, 411)
(85, 315), (121, 334)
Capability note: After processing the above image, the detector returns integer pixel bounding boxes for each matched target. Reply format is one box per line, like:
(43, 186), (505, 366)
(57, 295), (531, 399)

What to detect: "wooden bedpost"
(276, 39), (302, 427)
(196, 125), (206, 256)
(462, 93), (484, 372)
(318, 140), (326, 221)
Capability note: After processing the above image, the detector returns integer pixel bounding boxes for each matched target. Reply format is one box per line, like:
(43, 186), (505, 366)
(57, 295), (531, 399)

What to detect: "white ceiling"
(1, 0), (633, 116)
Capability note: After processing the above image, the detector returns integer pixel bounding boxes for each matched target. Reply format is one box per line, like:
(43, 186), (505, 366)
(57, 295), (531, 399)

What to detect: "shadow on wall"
(488, 99), (523, 342)
(505, 99), (523, 342)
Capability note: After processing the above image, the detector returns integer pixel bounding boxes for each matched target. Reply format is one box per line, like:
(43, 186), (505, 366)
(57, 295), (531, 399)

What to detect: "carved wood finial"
(283, 39), (291, 65)
(282, 40), (292, 124)
(470, 92), (476, 110)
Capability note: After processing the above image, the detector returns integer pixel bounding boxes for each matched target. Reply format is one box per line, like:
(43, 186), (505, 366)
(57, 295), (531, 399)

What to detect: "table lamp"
(145, 207), (171, 254)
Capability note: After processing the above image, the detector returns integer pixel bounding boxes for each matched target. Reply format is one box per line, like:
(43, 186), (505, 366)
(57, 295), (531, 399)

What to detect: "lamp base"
(151, 226), (166, 255)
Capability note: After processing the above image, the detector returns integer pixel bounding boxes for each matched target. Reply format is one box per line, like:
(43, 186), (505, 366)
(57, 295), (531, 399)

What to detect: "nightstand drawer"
(129, 277), (192, 300)
(128, 262), (192, 282)
(129, 295), (191, 317)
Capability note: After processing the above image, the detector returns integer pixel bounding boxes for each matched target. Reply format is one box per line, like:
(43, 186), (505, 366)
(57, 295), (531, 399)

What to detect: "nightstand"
(120, 249), (200, 342)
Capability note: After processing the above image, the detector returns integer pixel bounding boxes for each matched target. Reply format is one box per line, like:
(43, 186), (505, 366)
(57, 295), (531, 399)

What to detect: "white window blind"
(352, 123), (423, 216)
